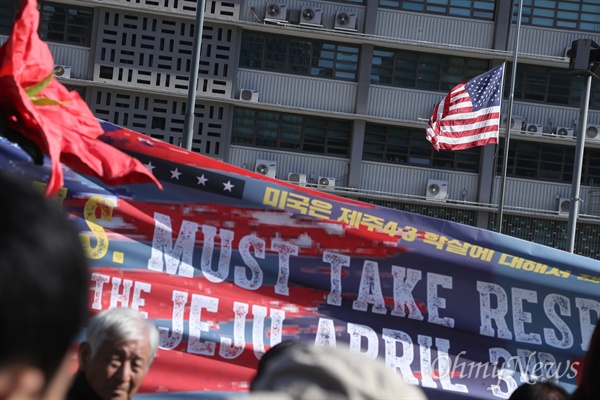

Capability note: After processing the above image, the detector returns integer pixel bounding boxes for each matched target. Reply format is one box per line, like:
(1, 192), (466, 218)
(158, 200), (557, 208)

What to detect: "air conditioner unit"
(239, 89), (259, 103)
(558, 198), (571, 215)
(334, 10), (357, 31)
(317, 176), (335, 189)
(53, 65), (71, 78)
(525, 123), (544, 135)
(299, 7), (322, 26)
(586, 125), (600, 142)
(556, 126), (574, 138)
(426, 179), (448, 201)
(264, 3), (287, 23)
(255, 159), (277, 178)
(500, 115), (523, 132)
(288, 172), (307, 186)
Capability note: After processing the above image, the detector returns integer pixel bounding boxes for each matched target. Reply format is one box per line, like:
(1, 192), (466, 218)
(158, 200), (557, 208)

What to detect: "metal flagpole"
(566, 74), (593, 252)
(182, 0), (206, 151)
(497, 0), (524, 234)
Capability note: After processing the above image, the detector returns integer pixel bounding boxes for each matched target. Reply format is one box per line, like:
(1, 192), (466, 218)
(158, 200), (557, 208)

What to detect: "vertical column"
(476, 0), (514, 229)
(347, 43), (374, 188)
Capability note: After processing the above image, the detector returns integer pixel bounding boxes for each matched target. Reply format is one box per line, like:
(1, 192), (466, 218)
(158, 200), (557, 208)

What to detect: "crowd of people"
(0, 170), (597, 399)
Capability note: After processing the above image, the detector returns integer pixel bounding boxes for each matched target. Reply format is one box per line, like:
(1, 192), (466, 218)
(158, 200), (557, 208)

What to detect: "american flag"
(425, 63), (505, 151)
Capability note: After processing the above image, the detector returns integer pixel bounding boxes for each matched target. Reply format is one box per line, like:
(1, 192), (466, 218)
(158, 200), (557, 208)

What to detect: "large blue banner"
(1, 122), (598, 399)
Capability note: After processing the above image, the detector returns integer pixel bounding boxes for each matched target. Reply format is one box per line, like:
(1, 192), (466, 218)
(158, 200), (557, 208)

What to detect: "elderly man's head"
(77, 307), (159, 400)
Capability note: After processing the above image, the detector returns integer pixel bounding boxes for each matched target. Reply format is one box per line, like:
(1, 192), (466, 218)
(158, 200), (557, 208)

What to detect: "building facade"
(2, 0), (600, 259)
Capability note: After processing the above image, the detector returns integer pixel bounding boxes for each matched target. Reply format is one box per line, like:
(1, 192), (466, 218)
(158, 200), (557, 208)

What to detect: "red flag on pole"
(425, 63), (505, 151)
(0, 0), (162, 197)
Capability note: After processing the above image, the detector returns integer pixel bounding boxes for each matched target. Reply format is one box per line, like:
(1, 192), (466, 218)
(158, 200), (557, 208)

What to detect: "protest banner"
(0, 121), (598, 399)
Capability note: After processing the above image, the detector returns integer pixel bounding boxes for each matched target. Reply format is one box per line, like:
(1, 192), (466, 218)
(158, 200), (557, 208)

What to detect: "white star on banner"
(144, 161), (155, 171)
(197, 174), (208, 186)
(223, 181), (234, 192)
(170, 168), (181, 180)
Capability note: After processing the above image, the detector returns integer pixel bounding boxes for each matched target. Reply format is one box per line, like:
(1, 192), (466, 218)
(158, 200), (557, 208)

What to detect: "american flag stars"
(136, 155), (245, 199)
(223, 181), (234, 192)
(197, 174), (208, 186)
(170, 168), (181, 180)
(464, 66), (503, 111)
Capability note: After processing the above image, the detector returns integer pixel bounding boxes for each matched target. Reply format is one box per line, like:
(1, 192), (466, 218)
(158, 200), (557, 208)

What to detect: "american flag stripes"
(425, 63), (505, 151)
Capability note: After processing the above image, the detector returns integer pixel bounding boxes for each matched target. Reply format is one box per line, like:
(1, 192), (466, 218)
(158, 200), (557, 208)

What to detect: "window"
(232, 108), (352, 157)
(240, 32), (360, 81)
(496, 139), (600, 184)
(379, 0), (496, 21)
(510, 63), (600, 110)
(39, 1), (93, 46)
(0, 0), (19, 36)
(371, 48), (489, 91)
(327, 0), (365, 4)
(363, 123), (481, 172)
(517, 0), (600, 33)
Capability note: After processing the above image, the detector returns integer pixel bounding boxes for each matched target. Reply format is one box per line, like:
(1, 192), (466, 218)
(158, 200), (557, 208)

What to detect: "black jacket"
(66, 371), (102, 400)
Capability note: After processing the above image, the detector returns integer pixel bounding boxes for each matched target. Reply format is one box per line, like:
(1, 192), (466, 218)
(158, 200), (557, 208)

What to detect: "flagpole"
(496, 0), (524, 234)
(182, 0), (206, 151)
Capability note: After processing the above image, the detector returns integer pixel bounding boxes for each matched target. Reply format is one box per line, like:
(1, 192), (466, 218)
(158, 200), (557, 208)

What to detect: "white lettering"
(200, 225), (233, 283)
(188, 294), (219, 355)
(234, 235), (265, 290)
(148, 212), (197, 277)
(353, 260), (387, 314)
(512, 288), (541, 344)
(477, 281), (512, 339)
(271, 240), (298, 296)
(324, 252), (350, 306)
(391, 266), (424, 320)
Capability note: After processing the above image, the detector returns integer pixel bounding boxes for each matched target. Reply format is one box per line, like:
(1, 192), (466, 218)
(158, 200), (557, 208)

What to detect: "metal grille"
(95, 11), (234, 97)
(91, 88), (227, 156)
(491, 214), (600, 260)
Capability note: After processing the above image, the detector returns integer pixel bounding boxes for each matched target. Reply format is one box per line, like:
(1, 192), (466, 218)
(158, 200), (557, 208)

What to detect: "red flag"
(0, 0), (162, 197)
(425, 63), (504, 151)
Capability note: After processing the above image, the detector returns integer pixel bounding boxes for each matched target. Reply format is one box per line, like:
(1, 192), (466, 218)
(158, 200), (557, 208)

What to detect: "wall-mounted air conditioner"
(299, 7), (322, 26)
(288, 172), (307, 186)
(586, 125), (600, 142)
(525, 123), (544, 136)
(255, 159), (277, 178)
(558, 198), (571, 215)
(239, 89), (259, 102)
(556, 126), (574, 138)
(318, 176), (335, 189)
(264, 3), (287, 23)
(426, 179), (448, 201)
(500, 115), (523, 132)
(54, 65), (71, 78)
(334, 10), (357, 31)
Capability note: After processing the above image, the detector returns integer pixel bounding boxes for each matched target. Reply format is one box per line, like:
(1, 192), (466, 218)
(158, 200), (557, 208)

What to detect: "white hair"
(86, 307), (159, 363)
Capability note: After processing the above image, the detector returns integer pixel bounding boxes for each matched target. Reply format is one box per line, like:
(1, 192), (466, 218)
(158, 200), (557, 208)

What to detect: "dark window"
(64, 84), (86, 99)
(240, 31), (360, 81)
(0, 0), (19, 36)
(326, 0), (365, 4)
(496, 139), (600, 184)
(371, 48), (489, 91)
(517, 0), (600, 33)
(510, 63), (600, 110)
(380, 0), (496, 21)
(363, 123), (481, 172)
(232, 108), (352, 157)
(39, 1), (93, 46)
